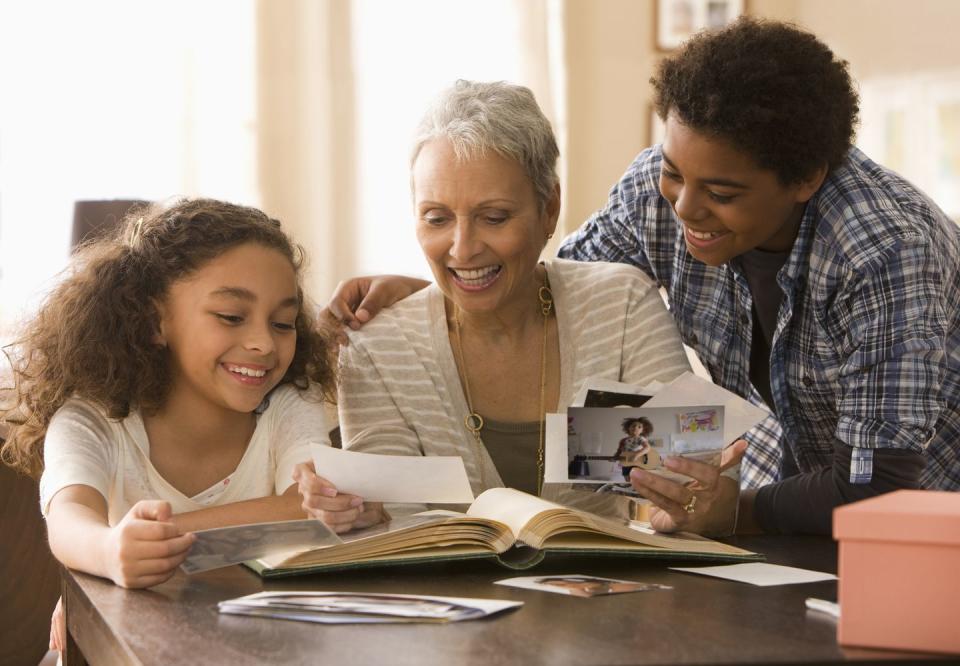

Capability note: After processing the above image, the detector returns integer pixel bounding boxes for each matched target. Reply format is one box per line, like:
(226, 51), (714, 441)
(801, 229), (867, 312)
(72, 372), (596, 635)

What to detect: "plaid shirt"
(559, 146), (960, 491)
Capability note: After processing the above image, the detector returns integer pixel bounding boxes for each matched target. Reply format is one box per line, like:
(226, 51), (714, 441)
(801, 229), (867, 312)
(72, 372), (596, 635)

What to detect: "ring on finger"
(682, 495), (697, 513)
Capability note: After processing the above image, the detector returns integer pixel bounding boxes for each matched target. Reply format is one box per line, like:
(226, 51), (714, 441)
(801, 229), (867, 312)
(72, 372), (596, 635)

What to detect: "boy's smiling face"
(658, 112), (826, 266)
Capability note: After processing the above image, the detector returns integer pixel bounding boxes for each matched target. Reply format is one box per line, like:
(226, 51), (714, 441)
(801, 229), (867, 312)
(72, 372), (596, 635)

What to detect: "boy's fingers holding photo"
(719, 439), (748, 472)
(663, 455), (720, 490)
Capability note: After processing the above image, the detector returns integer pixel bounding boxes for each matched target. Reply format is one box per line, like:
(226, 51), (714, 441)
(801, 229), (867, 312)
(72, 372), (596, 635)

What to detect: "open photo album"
(184, 486), (761, 579)
(180, 372), (769, 578)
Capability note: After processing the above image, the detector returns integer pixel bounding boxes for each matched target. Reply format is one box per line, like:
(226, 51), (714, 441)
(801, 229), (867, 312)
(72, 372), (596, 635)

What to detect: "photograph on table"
(496, 574), (673, 598)
(552, 405), (727, 492)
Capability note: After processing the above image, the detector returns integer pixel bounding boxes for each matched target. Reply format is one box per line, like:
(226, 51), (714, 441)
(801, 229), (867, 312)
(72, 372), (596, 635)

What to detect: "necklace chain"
(454, 282), (554, 496)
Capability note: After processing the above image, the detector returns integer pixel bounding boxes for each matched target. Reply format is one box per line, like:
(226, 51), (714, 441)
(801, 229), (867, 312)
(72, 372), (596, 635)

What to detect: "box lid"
(833, 490), (960, 546)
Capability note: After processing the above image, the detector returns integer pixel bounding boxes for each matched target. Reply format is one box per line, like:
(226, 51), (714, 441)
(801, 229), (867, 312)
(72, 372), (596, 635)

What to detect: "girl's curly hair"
(651, 17), (860, 184)
(621, 417), (653, 436)
(1, 198), (337, 479)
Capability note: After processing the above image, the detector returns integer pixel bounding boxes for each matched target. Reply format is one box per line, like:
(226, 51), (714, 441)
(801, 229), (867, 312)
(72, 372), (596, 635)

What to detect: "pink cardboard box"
(833, 490), (960, 654)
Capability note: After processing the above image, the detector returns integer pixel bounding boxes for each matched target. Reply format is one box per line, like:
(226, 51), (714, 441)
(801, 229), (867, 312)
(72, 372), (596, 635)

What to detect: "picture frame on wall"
(655, 0), (746, 51)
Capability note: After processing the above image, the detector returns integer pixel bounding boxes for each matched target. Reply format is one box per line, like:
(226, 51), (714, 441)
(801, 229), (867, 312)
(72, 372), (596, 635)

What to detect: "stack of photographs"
(218, 591), (522, 624)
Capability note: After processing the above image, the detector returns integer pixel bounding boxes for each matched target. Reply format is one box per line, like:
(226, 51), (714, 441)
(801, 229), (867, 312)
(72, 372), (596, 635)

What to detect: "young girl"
(614, 417), (653, 481)
(1, 199), (340, 647)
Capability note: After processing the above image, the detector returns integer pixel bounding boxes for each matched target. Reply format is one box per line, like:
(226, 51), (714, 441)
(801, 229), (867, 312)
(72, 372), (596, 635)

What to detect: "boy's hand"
(104, 500), (195, 588)
(629, 439), (747, 536)
(326, 275), (430, 334)
(292, 462), (384, 533)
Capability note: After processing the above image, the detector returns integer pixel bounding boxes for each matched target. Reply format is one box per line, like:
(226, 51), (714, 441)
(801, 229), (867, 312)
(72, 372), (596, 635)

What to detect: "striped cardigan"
(338, 258), (691, 512)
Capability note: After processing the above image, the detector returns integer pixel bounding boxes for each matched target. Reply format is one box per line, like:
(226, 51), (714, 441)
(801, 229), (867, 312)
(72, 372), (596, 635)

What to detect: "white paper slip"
(805, 597), (841, 619)
(311, 444), (475, 504)
(669, 563), (837, 586)
(543, 413), (569, 484)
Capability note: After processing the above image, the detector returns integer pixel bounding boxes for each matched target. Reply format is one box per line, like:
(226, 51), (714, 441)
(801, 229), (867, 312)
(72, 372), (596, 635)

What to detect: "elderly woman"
(296, 80), (691, 530)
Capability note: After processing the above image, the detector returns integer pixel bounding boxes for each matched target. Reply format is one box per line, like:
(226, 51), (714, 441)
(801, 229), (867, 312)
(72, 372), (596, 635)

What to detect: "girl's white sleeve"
(267, 385), (330, 495)
(39, 399), (117, 516)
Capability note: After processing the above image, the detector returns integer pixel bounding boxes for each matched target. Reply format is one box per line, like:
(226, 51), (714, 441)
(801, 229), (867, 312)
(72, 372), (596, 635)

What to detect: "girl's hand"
(104, 500), (196, 588)
(629, 440), (747, 536)
(292, 462), (385, 533)
(49, 596), (65, 653)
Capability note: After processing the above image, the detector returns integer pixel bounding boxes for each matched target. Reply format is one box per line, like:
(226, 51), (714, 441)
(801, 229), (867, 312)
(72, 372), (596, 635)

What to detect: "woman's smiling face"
(413, 138), (558, 315)
(658, 112), (825, 266)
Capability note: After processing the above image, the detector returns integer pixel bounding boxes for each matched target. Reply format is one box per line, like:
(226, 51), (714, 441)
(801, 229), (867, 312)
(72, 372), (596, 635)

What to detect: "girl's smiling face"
(156, 242), (299, 416)
(658, 112), (826, 266)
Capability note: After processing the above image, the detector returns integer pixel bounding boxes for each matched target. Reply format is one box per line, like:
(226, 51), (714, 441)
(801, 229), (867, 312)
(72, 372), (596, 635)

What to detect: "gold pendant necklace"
(453, 280), (554, 496)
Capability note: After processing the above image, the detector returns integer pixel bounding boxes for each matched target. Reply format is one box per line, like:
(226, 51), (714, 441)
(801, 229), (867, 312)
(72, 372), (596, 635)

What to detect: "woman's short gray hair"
(411, 80), (560, 211)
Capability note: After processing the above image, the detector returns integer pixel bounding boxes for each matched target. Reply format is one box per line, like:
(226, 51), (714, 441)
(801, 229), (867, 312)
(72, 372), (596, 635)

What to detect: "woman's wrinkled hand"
(629, 439), (747, 536)
(293, 462), (385, 533)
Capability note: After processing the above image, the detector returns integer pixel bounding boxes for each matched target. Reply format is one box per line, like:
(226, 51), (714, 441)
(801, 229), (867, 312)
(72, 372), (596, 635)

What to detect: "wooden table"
(61, 535), (946, 665)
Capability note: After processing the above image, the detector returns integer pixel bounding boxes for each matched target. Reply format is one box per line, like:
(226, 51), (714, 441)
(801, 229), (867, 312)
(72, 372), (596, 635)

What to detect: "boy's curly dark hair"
(1, 198), (337, 479)
(651, 17), (859, 184)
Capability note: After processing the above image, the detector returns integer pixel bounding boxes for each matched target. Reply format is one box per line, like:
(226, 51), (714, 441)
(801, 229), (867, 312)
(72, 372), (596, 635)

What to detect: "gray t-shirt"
(480, 418), (540, 497)
(737, 247), (789, 414)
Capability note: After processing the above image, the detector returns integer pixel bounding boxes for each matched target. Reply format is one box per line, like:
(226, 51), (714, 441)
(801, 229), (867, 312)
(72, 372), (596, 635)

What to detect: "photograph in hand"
(554, 405), (726, 489)
(182, 519), (342, 574)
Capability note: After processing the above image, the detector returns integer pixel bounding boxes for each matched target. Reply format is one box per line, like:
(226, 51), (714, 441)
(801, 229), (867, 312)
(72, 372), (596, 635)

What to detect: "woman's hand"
(629, 439), (747, 536)
(104, 500), (196, 588)
(293, 462), (385, 533)
(325, 275), (430, 332)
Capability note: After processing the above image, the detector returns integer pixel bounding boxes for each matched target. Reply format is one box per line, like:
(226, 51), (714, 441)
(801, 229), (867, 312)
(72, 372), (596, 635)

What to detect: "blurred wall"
(797, 0), (960, 79)
(559, 0), (960, 234)
(256, 0), (356, 308)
